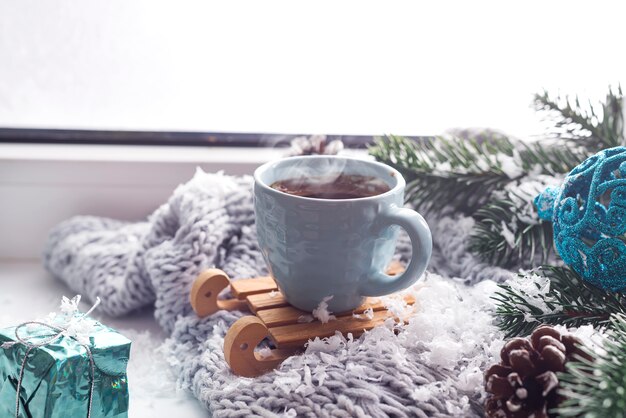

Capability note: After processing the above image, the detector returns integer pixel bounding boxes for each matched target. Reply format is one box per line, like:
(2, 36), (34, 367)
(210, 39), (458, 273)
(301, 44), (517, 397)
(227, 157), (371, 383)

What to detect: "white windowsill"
(0, 143), (367, 260)
(0, 143), (285, 163)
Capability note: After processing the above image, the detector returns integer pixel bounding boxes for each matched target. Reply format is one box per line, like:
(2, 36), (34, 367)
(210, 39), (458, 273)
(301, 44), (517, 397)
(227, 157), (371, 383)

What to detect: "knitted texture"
(44, 168), (512, 417)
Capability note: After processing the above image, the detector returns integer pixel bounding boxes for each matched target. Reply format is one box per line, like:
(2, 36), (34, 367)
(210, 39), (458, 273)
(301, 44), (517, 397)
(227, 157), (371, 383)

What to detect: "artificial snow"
(500, 221), (516, 249)
(382, 285), (420, 319)
(256, 347), (273, 359)
(123, 329), (179, 399)
(258, 274), (506, 409)
(490, 175), (563, 232)
(311, 295), (336, 324)
(499, 151), (524, 179)
(507, 271), (563, 321)
(297, 314), (314, 323)
(282, 408), (298, 417)
(352, 306), (375, 320)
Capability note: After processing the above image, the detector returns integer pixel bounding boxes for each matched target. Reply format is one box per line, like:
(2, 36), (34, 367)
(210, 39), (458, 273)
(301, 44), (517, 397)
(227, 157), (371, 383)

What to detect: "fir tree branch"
(493, 266), (626, 338)
(517, 141), (587, 175)
(467, 142), (588, 268)
(369, 134), (513, 214)
(557, 314), (626, 417)
(370, 134), (588, 217)
(468, 199), (554, 268)
(534, 86), (624, 150)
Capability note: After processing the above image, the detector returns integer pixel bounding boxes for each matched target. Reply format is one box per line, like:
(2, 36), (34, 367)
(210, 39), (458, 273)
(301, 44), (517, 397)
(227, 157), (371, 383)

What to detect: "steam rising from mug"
(277, 157), (348, 187)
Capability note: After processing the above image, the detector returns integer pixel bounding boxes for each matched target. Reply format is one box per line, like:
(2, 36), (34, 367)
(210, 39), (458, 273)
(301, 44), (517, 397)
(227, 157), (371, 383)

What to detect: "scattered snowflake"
(312, 364), (328, 386)
(282, 408), (298, 417)
(305, 332), (345, 353)
(498, 150), (524, 179)
(446, 396), (470, 415)
(319, 352), (338, 364)
(363, 307), (374, 320)
(297, 315), (314, 323)
(64, 317), (96, 346)
(221, 376), (253, 394)
(122, 329), (180, 399)
(311, 296), (336, 324)
(256, 347), (273, 359)
(60, 295), (81, 315)
(273, 370), (302, 394)
(293, 365), (315, 395)
(382, 295), (411, 319)
(507, 272), (562, 319)
(456, 366), (484, 391)
(500, 221), (516, 248)
(346, 362), (370, 379)
(44, 312), (58, 324)
(411, 382), (442, 402)
(352, 307), (374, 320)
(497, 175), (563, 227)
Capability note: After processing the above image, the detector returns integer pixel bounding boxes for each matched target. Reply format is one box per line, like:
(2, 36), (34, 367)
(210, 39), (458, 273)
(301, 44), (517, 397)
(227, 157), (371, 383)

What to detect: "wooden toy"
(190, 261), (416, 377)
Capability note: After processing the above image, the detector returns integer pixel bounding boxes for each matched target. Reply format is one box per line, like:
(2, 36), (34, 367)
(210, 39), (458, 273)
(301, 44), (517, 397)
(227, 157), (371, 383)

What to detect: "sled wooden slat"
(230, 276), (278, 299)
(267, 309), (407, 349)
(256, 294), (416, 328)
(190, 262), (413, 376)
(246, 291), (289, 312)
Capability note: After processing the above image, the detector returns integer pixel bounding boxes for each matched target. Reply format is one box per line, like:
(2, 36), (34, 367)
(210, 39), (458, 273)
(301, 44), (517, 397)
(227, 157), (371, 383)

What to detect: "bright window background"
(0, 0), (624, 138)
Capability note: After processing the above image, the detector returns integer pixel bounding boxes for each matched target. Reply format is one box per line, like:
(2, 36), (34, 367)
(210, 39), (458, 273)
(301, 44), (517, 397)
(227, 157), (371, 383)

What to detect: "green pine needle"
(369, 134), (513, 214)
(557, 314), (626, 417)
(370, 134), (587, 216)
(469, 199), (554, 268)
(493, 266), (626, 338)
(467, 141), (586, 268)
(517, 140), (588, 175)
(534, 85), (624, 151)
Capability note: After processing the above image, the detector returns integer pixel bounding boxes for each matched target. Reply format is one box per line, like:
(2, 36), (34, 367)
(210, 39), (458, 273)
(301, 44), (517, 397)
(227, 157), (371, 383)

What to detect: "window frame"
(0, 127), (381, 148)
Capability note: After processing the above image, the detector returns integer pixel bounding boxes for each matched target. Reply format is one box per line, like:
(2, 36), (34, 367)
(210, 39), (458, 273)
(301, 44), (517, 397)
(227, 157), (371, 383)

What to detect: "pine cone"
(484, 325), (589, 418)
(284, 135), (344, 156)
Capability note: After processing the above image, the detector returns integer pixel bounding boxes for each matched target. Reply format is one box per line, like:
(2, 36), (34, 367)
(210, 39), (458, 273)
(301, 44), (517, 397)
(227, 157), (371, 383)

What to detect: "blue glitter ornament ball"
(534, 146), (626, 292)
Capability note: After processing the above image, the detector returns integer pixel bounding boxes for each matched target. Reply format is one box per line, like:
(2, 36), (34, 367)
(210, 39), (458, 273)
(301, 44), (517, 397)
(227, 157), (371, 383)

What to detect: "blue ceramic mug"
(253, 156), (432, 313)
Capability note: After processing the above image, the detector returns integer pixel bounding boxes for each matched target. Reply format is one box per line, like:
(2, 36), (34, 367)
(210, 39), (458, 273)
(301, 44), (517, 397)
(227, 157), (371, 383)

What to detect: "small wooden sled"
(189, 261), (415, 377)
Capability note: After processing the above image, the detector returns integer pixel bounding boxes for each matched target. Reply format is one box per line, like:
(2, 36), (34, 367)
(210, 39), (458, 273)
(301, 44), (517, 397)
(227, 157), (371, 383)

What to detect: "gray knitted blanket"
(44, 169), (513, 417)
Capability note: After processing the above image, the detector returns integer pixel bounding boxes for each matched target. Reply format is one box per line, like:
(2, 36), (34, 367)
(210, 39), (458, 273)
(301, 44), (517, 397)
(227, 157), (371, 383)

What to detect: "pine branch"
(557, 314), (626, 417)
(468, 199), (554, 268)
(369, 134), (513, 214)
(370, 134), (588, 217)
(517, 140), (588, 175)
(493, 266), (626, 338)
(534, 86), (624, 151)
(468, 142), (587, 268)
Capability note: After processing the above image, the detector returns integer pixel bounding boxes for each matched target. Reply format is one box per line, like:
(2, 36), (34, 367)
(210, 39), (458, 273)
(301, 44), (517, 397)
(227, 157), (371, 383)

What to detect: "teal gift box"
(0, 316), (131, 418)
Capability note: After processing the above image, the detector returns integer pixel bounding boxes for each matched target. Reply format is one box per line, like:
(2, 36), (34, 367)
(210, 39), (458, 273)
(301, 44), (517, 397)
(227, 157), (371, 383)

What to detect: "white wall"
(1, 0), (624, 138)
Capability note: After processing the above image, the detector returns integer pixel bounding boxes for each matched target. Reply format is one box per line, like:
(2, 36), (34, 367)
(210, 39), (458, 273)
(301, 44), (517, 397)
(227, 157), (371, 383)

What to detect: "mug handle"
(360, 205), (432, 297)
